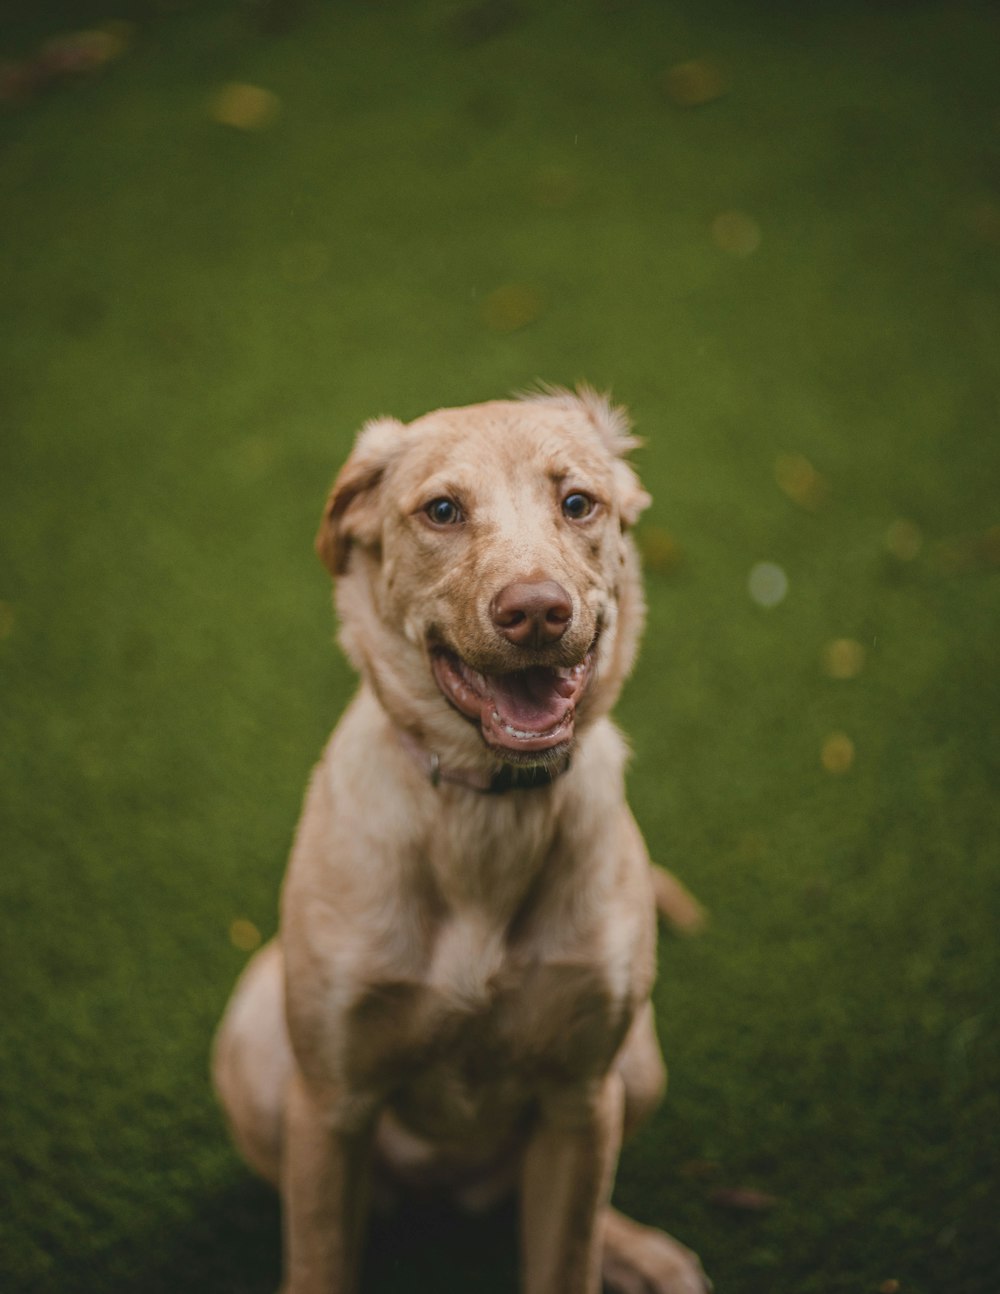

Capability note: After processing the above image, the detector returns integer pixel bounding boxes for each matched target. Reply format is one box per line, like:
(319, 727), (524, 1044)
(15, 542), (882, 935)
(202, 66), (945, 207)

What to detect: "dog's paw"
(602, 1207), (711, 1294)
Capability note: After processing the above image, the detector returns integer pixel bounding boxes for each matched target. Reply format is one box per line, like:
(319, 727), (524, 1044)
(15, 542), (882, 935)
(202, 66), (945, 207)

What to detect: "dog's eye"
(561, 492), (595, 521)
(425, 498), (463, 526)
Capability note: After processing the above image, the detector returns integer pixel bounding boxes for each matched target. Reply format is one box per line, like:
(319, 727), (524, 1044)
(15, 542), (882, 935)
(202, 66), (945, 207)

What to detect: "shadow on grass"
(97, 1180), (518, 1294)
(83, 1177), (282, 1294)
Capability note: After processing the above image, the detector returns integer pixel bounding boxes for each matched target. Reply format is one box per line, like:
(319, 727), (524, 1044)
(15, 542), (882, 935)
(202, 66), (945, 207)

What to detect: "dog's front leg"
(520, 1073), (625, 1294)
(280, 1068), (377, 1294)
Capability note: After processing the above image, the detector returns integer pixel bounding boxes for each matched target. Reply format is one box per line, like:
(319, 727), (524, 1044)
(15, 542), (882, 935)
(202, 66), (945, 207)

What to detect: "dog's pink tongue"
(486, 667), (572, 733)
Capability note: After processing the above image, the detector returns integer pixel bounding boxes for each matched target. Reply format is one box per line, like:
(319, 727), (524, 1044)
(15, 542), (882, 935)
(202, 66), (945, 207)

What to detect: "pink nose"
(491, 580), (572, 648)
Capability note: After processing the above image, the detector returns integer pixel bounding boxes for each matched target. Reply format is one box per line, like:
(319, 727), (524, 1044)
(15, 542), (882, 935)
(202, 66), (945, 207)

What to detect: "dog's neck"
(395, 727), (572, 795)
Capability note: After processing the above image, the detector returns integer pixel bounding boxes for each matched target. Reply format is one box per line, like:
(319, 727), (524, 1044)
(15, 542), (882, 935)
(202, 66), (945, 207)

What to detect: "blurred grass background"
(1, 1), (998, 1291)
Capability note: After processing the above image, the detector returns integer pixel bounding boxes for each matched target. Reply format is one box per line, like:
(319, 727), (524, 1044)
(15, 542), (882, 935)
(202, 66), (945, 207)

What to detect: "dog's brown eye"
(425, 498), (463, 526)
(562, 492), (595, 521)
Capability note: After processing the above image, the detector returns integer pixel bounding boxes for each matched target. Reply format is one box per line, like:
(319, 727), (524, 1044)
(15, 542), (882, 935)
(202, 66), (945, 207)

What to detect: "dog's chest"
(345, 908), (628, 1138)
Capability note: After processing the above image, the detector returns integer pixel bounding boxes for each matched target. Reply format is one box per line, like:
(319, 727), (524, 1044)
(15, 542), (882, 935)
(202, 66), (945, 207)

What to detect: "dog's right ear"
(315, 416), (406, 576)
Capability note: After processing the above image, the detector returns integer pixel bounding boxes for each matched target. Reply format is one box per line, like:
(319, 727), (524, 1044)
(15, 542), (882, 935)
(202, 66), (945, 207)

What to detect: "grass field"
(1, 2), (998, 1291)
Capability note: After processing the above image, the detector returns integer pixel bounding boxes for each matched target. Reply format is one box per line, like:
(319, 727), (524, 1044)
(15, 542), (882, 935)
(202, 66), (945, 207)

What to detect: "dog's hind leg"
(606, 1004), (711, 1293)
(212, 938), (292, 1187)
(601, 1207), (710, 1294)
(615, 1002), (666, 1140)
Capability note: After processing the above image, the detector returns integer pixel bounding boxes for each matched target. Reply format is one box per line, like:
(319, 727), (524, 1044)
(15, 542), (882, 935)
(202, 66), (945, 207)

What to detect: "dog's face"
(317, 389), (650, 768)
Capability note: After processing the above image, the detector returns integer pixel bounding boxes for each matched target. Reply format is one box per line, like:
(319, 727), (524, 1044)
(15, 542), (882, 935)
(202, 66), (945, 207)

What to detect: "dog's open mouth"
(431, 646), (594, 756)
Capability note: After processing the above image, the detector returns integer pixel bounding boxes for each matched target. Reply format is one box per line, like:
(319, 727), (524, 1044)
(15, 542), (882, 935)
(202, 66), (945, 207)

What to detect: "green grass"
(1, 1), (998, 1291)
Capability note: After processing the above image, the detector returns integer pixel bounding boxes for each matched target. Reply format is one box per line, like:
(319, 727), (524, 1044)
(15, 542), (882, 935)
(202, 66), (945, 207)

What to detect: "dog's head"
(316, 388), (650, 770)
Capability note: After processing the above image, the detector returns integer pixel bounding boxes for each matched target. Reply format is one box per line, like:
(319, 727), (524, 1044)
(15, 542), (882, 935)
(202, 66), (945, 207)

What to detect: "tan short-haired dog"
(213, 388), (708, 1293)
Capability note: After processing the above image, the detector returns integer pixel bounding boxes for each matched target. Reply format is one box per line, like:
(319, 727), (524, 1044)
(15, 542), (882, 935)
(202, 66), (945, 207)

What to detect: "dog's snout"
(491, 580), (572, 648)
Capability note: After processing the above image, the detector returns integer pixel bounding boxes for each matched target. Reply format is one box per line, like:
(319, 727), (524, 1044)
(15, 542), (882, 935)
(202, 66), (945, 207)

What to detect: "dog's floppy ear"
(573, 385), (651, 529)
(315, 416), (406, 576)
(612, 459), (652, 529)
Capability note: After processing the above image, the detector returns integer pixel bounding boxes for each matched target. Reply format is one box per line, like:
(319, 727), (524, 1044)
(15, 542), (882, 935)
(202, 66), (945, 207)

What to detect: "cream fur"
(212, 389), (708, 1294)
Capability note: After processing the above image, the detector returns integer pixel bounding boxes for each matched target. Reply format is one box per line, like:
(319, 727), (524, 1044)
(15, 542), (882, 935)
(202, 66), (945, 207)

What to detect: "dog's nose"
(491, 580), (572, 647)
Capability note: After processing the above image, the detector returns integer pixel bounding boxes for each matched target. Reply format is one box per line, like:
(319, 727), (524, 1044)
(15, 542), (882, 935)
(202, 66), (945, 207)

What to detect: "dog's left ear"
(316, 416), (406, 575)
(573, 386), (651, 529)
(613, 460), (652, 529)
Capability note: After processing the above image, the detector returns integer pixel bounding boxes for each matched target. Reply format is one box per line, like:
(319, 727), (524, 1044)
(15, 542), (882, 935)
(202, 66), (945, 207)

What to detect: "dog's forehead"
(400, 400), (611, 478)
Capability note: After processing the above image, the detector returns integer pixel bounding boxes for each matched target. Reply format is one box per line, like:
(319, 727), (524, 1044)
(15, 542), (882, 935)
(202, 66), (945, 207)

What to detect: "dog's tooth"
(458, 660), (487, 693)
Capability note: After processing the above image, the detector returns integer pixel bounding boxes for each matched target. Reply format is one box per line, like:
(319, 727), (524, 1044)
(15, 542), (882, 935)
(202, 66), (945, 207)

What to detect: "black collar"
(396, 728), (571, 794)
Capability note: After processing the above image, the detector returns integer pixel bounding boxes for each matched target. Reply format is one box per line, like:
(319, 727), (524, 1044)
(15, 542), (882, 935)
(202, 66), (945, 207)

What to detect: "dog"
(212, 387), (709, 1293)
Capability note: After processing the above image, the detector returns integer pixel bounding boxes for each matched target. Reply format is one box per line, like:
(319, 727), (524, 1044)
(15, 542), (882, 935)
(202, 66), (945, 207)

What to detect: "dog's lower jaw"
(480, 705), (575, 758)
(485, 734), (576, 773)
